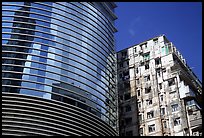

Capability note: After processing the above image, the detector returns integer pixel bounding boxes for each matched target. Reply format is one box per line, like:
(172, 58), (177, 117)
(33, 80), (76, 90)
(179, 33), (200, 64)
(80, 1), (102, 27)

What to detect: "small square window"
(155, 58), (161, 65)
(145, 63), (149, 70)
(171, 104), (179, 112)
(148, 124), (155, 133)
(146, 99), (153, 105)
(174, 117), (181, 126)
(147, 111), (154, 119)
(124, 93), (131, 101)
(145, 86), (151, 94)
(144, 75), (150, 81)
(168, 78), (175, 86)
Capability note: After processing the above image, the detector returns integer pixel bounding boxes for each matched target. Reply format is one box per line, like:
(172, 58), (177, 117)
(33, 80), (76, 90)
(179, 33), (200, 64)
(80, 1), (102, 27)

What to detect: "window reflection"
(2, 2), (36, 93)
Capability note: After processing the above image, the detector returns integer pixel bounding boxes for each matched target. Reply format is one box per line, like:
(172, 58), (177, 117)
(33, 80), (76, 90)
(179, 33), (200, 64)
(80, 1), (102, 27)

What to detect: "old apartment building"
(117, 35), (202, 136)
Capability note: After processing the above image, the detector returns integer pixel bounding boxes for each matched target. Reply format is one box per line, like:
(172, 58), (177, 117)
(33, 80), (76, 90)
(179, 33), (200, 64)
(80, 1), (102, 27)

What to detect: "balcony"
(190, 117), (202, 128)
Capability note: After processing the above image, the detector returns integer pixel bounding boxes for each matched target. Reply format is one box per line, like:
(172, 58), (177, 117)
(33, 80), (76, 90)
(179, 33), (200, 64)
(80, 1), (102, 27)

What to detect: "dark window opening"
(145, 86), (151, 94)
(159, 83), (162, 89)
(148, 124), (155, 133)
(137, 89), (140, 96)
(147, 111), (154, 119)
(125, 117), (132, 125)
(124, 93), (131, 100)
(155, 58), (161, 65)
(145, 63), (149, 70)
(168, 78), (175, 86)
(174, 117), (181, 126)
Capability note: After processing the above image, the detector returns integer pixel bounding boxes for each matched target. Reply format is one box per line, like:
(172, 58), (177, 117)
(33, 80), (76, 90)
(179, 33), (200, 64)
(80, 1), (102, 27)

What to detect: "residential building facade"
(117, 35), (202, 136)
(2, 2), (118, 136)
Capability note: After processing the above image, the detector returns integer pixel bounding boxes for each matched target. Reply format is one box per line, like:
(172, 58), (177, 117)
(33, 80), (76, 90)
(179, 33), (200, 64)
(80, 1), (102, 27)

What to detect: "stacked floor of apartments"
(117, 35), (202, 136)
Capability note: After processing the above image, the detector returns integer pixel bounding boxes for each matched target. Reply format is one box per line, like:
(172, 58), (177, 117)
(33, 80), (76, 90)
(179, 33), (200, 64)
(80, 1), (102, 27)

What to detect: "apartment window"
(144, 52), (150, 61)
(147, 111), (154, 119)
(171, 104), (179, 112)
(138, 114), (142, 122)
(163, 121), (167, 128)
(146, 99), (152, 105)
(174, 117), (181, 126)
(159, 83), (162, 89)
(138, 102), (141, 109)
(145, 63), (149, 70)
(168, 78), (175, 86)
(153, 38), (158, 45)
(125, 117), (132, 125)
(145, 86), (151, 94)
(125, 105), (131, 112)
(160, 108), (165, 116)
(157, 69), (161, 77)
(139, 128), (143, 136)
(148, 124), (155, 133)
(160, 95), (163, 102)
(124, 93), (131, 101)
(136, 79), (140, 84)
(144, 75), (150, 81)
(136, 67), (139, 74)
(134, 47), (137, 53)
(155, 58), (161, 65)
(137, 89), (140, 96)
(126, 130), (133, 136)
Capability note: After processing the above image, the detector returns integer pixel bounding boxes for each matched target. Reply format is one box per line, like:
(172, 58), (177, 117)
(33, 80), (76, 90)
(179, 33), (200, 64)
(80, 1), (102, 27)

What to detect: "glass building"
(2, 2), (118, 136)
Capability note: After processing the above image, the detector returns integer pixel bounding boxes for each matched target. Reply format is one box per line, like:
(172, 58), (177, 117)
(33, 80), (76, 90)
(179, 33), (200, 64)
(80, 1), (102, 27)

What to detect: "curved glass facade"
(2, 2), (118, 135)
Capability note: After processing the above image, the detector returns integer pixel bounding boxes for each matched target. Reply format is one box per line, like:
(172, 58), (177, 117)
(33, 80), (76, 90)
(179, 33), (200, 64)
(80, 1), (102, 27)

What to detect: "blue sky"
(115, 2), (202, 82)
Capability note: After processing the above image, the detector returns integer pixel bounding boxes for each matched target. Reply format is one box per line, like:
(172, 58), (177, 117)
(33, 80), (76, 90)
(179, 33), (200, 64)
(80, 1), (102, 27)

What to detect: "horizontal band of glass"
(2, 19), (115, 68)
(2, 63), (116, 107)
(2, 52), (116, 98)
(2, 3), (115, 52)
(2, 44), (116, 87)
(1, 12), (115, 60)
(2, 29), (116, 76)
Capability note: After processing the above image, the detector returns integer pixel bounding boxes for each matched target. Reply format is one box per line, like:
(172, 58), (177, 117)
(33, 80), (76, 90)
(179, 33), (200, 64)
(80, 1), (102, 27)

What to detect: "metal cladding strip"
(2, 129), (51, 136)
(2, 80), (116, 121)
(2, 93), (118, 136)
(2, 103), (114, 136)
(2, 115), (98, 136)
(3, 124), (70, 136)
